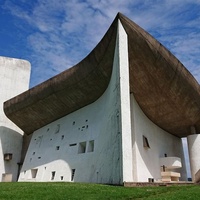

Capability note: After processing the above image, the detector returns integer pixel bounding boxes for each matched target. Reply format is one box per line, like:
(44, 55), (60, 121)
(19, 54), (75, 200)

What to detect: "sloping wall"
(18, 20), (130, 185)
(130, 94), (187, 182)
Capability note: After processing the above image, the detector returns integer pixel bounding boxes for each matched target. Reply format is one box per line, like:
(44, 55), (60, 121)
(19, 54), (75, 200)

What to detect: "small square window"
(78, 142), (86, 154)
(56, 146), (60, 150)
(4, 153), (12, 161)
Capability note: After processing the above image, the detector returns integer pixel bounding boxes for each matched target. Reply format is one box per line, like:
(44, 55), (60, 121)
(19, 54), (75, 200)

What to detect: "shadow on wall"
(0, 126), (23, 182)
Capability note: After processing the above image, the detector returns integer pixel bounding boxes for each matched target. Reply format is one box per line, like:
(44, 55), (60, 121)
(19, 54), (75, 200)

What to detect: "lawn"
(0, 182), (199, 200)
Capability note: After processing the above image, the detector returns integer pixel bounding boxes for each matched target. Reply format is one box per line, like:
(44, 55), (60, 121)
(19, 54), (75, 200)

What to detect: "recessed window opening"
(60, 176), (63, 180)
(32, 152), (35, 155)
(71, 169), (76, 181)
(143, 135), (150, 148)
(69, 143), (77, 147)
(4, 153), (12, 161)
(78, 142), (86, 153)
(87, 140), (94, 152)
(55, 124), (60, 134)
(38, 157), (41, 159)
(61, 135), (64, 140)
(51, 171), (56, 180)
(73, 121), (75, 125)
(31, 169), (38, 178)
(56, 146), (60, 150)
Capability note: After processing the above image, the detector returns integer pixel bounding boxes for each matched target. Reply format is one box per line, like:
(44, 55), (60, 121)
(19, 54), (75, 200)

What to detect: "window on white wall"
(143, 135), (150, 148)
(55, 124), (60, 133)
(51, 171), (56, 180)
(69, 143), (77, 147)
(87, 140), (94, 152)
(78, 142), (86, 154)
(31, 169), (38, 179)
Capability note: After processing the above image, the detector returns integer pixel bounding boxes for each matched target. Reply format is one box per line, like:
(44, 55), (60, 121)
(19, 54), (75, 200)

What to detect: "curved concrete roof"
(4, 13), (200, 137)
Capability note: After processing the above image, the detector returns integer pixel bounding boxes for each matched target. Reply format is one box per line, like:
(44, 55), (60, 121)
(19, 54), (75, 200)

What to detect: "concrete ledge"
(124, 181), (194, 187)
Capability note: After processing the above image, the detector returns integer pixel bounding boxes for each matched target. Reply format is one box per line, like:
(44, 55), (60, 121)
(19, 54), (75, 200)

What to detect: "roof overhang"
(4, 13), (200, 137)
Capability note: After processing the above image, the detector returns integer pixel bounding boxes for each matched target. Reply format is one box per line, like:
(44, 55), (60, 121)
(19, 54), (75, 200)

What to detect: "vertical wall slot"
(71, 169), (76, 181)
(51, 171), (56, 180)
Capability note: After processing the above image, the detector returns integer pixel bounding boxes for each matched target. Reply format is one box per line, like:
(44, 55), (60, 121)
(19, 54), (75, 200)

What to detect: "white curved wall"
(130, 94), (187, 182)
(0, 56), (31, 181)
(187, 134), (200, 181)
(19, 21), (130, 185)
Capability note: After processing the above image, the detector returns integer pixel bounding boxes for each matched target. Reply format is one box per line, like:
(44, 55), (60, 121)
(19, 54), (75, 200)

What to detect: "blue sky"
(1, 0), (200, 88)
(1, 0), (200, 177)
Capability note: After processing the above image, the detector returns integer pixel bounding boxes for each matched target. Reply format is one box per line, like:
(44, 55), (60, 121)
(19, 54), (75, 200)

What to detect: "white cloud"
(2, 0), (200, 87)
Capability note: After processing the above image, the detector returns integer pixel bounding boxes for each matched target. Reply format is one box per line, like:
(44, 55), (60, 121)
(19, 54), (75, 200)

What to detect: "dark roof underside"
(4, 13), (200, 137)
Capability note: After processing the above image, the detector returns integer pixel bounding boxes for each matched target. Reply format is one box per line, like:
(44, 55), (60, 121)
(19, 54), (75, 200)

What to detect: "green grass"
(0, 182), (199, 200)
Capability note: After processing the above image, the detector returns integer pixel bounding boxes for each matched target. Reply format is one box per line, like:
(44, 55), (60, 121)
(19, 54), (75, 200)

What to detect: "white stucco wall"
(187, 134), (200, 181)
(19, 20), (131, 185)
(0, 56), (31, 181)
(130, 94), (187, 182)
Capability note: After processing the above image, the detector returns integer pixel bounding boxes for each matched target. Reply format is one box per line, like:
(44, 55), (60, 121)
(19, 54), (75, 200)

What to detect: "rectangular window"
(69, 143), (77, 147)
(31, 169), (38, 178)
(143, 135), (150, 148)
(78, 142), (86, 154)
(87, 140), (94, 152)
